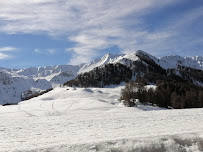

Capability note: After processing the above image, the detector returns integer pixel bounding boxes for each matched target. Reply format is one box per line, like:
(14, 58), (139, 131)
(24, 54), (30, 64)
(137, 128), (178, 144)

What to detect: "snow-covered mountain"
(79, 50), (203, 72)
(0, 65), (80, 104)
(4, 65), (80, 81)
(66, 50), (203, 88)
(0, 50), (203, 105)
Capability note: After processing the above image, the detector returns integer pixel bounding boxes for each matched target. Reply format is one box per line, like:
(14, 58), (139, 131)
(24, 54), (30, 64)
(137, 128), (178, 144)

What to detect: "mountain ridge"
(64, 50), (203, 88)
(0, 50), (203, 105)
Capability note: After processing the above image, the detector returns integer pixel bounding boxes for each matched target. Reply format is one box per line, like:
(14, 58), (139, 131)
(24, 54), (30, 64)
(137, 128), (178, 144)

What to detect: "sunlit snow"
(0, 84), (203, 151)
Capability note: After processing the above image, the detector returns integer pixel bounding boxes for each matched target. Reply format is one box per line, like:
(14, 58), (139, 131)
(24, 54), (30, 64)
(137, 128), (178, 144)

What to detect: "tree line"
(120, 79), (203, 109)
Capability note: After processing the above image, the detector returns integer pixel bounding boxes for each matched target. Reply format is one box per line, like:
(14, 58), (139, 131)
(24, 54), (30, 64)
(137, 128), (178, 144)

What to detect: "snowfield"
(0, 85), (203, 152)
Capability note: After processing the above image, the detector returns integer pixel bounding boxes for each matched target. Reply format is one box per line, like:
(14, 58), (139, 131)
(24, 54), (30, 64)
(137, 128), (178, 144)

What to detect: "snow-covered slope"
(0, 85), (202, 152)
(160, 55), (203, 70)
(0, 72), (52, 104)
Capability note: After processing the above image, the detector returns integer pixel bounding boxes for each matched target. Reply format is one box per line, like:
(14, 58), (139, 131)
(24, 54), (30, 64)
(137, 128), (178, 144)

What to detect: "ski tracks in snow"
(39, 102), (51, 116)
(64, 100), (75, 113)
(18, 105), (38, 117)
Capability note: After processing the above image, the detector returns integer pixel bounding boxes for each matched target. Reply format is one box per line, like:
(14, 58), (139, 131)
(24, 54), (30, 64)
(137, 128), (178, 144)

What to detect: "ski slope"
(0, 85), (203, 152)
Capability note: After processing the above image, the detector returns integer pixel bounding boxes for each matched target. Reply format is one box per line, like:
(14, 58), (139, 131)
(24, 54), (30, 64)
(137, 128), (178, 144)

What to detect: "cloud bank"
(0, 0), (202, 64)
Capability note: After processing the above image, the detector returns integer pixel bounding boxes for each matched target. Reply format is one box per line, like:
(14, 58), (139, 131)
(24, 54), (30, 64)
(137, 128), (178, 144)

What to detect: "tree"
(171, 92), (181, 109)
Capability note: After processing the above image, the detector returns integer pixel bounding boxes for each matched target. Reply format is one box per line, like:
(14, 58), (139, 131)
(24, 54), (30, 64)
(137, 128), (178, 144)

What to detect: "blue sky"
(0, 0), (202, 68)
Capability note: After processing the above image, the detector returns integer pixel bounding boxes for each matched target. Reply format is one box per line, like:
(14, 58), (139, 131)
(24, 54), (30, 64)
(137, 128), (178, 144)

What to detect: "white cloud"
(34, 48), (56, 55)
(0, 46), (16, 52)
(0, 46), (16, 60)
(47, 49), (56, 55)
(0, 53), (12, 59)
(0, 0), (202, 63)
(34, 49), (41, 53)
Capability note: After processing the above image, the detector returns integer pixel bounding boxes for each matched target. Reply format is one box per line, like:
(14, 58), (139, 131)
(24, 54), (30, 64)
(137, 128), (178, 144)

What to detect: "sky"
(0, 0), (202, 68)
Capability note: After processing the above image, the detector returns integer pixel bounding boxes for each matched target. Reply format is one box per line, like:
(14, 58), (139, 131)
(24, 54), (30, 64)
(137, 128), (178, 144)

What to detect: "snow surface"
(0, 85), (203, 152)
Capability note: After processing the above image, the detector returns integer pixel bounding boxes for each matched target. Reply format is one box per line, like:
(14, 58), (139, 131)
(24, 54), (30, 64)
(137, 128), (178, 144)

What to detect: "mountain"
(65, 50), (203, 87)
(0, 50), (203, 105)
(0, 65), (80, 105)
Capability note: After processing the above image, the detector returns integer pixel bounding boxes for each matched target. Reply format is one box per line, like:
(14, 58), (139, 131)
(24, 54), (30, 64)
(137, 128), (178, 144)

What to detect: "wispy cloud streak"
(0, 46), (16, 59)
(0, 0), (202, 63)
(0, 46), (16, 52)
(34, 48), (56, 55)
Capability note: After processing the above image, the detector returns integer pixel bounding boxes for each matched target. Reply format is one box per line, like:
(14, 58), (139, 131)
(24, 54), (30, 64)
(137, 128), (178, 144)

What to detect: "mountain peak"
(79, 52), (123, 74)
(135, 50), (151, 56)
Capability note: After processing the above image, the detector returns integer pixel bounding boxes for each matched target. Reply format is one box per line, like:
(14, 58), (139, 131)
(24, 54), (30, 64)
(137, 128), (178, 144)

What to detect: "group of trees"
(21, 88), (53, 101)
(120, 80), (203, 109)
(154, 81), (203, 108)
(136, 52), (166, 75)
(178, 65), (203, 83)
(64, 63), (132, 88)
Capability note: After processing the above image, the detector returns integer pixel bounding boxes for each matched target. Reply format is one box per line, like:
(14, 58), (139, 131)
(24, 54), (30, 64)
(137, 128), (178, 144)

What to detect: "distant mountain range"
(0, 50), (203, 105)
